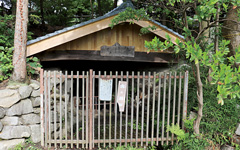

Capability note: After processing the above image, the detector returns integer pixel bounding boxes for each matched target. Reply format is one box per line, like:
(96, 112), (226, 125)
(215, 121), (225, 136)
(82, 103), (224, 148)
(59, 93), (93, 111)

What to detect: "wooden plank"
(98, 71), (101, 148)
(130, 71), (134, 146)
(114, 71), (118, 147)
(161, 72), (167, 145)
(64, 71), (68, 148)
(151, 72), (156, 146)
(76, 71), (79, 148)
(54, 71), (57, 148)
(40, 69), (44, 147)
(82, 71), (85, 148)
(140, 72), (145, 147)
(27, 19), (183, 57)
(59, 71), (63, 148)
(27, 15), (117, 56)
(125, 71), (129, 147)
(136, 72), (140, 147)
(47, 137), (176, 144)
(103, 71), (106, 148)
(89, 69), (93, 149)
(156, 72), (162, 146)
(146, 72), (151, 146)
(70, 71), (73, 148)
(172, 72), (177, 144)
(92, 71), (95, 148)
(100, 42), (135, 57)
(182, 71), (189, 129)
(48, 71), (51, 148)
(39, 50), (178, 63)
(44, 71), (48, 147)
(120, 71), (123, 147)
(166, 72), (171, 145)
(177, 72), (182, 126)
(109, 71), (112, 148)
(86, 71), (89, 149)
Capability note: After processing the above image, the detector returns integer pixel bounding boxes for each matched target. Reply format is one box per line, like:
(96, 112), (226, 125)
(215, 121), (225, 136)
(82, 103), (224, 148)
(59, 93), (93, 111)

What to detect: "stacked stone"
(0, 80), (41, 150)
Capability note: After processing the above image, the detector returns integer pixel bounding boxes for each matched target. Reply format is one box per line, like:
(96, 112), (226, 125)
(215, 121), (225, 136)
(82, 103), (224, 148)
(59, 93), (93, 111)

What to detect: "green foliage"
(109, 7), (156, 33)
(167, 120), (210, 150)
(0, 15), (15, 47)
(0, 46), (13, 82)
(26, 57), (42, 76)
(201, 84), (240, 147)
(146, 33), (240, 104)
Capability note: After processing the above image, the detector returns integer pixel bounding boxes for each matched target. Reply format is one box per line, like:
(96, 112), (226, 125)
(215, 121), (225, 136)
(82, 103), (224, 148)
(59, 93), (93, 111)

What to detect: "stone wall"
(0, 80), (41, 150)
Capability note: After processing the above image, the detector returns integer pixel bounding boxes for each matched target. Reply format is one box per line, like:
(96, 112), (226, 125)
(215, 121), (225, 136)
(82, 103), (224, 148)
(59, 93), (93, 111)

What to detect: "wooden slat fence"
(40, 69), (189, 149)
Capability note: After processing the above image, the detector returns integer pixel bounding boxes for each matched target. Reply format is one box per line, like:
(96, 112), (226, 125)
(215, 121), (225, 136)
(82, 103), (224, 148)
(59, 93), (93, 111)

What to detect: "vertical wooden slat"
(98, 71), (101, 148)
(125, 71), (129, 147)
(44, 71), (48, 147)
(89, 69), (93, 150)
(182, 71), (189, 129)
(82, 71), (85, 148)
(59, 71), (63, 148)
(146, 72), (150, 146)
(40, 69), (44, 147)
(64, 71), (68, 148)
(48, 71), (51, 148)
(109, 71), (112, 148)
(92, 71), (95, 148)
(136, 72), (140, 147)
(141, 72), (145, 147)
(161, 72), (167, 145)
(166, 72), (172, 145)
(151, 72), (156, 146)
(120, 71), (123, 146)
(114, 71), (118, 147)
(156, 72), (162, 145)
(177, 72), (182, 126)
(171, 72), (177, 144)
(103, 71), (106, 148)
(54, 71), (57, 148)
(70, 71), (73, 148)
(86, 71), (89, 149)
(76, 71), (79, 148)
(130, 71), (134, 146)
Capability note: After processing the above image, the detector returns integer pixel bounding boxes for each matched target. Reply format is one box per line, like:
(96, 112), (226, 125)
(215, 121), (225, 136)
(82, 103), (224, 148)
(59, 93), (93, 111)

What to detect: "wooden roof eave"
(27, 16), (184, 57)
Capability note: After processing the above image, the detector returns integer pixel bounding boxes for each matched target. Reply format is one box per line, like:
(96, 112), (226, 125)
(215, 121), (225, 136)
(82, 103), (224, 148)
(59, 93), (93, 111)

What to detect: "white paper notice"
(117, 81), (128, 112)
(99, 78), (113, 101)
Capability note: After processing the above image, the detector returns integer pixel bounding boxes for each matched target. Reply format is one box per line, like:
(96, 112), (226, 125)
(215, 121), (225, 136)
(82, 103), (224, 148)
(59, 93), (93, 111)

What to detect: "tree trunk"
(12, 0), (28, 82)
(113, 0), (118, 8)
(90, 0), (93, 18)
(223, 6), (240, 68)
(40, 0), (45, 28)
(97, 0), (103, 16)
(193, 63), (203, 134)
(11, 0), (16, 15)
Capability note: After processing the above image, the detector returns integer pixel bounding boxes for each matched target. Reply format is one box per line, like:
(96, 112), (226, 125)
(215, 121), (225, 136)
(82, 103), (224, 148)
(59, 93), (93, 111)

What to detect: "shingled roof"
(27, 0), (183, 46)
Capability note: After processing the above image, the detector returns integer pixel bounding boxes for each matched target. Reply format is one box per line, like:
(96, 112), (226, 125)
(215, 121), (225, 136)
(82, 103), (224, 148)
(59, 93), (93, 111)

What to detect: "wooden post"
(40, 69), (44, 146)
(89, 69), (93, 149)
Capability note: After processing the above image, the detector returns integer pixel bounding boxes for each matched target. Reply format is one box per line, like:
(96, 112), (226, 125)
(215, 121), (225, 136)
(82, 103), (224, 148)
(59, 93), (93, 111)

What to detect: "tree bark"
(113, 0), (118, 8)
(40, 0), (45, 28)
(97, 0), (103, 16)
(12, 0), (28, 82)
(223, 6), (240, 68)
(193, 63), (203, 135)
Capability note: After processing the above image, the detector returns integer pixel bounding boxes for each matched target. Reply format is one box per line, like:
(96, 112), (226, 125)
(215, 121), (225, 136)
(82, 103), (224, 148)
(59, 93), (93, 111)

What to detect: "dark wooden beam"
(37, 50), (178, 63)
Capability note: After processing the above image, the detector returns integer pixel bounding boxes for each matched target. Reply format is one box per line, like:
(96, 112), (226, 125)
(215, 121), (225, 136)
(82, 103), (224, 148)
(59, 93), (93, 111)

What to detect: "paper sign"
(99, 78), (113, 101)
(117, 81), (128, 112)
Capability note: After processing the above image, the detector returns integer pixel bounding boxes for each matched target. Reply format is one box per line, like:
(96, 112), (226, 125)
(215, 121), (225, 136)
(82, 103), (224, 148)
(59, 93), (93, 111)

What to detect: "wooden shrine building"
(26, 0), (184, 71)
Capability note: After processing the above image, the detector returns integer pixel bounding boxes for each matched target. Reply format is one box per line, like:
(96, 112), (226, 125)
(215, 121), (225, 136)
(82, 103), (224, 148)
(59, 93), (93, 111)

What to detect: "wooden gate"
(40, 69), (189, 149)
